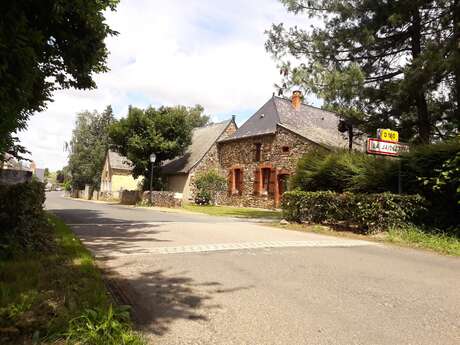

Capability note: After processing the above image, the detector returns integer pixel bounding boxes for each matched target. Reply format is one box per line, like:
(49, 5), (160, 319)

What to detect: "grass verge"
(275, 222), (460, 256)
(0, 214), (145, 344)
(182, 204), (282, 219)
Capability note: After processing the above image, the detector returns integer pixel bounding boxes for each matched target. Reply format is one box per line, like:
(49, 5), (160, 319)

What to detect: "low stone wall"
(120, 190), (141, 205)
(143, 191), (182, 208)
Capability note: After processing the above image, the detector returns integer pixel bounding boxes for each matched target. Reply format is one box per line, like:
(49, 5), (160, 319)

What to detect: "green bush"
(291, 149), (399, 193)
(282, 191), (427, 233)
(400, 138), (460, 228)
(0, 181), (52, 257)
(194, 169), (226, 205)
(291, 139), (460, 229)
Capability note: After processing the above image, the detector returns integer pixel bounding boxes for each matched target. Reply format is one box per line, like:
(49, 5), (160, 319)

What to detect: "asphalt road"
(46, 192), (460, 345)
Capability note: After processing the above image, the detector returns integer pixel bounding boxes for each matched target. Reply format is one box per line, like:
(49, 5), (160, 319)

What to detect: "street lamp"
(149, 153), (156, 205)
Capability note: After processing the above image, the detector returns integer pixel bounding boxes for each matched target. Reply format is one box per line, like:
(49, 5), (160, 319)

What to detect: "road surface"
(46, 192), (460, 345)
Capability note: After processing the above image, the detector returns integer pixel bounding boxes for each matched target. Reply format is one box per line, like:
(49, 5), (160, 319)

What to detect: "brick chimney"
(291, 91), (302, 110)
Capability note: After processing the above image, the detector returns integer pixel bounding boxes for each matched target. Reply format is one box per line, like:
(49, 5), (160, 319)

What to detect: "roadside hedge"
(0, 181), (52, 257)
(282, 191), (427, 233)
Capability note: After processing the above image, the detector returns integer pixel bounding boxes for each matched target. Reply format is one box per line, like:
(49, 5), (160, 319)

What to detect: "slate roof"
(220, 96), (354, 149)
(107, 150), (134, 171)
(162, 120), (233, 174)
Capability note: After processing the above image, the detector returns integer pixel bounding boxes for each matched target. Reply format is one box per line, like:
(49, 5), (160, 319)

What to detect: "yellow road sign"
(377, 128), (399, 142)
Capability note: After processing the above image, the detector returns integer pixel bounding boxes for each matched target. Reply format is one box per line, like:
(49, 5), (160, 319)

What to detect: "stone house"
(162, 118), (237, 201)
(217, 92), (354, 208)
(100, 150), (143, 197)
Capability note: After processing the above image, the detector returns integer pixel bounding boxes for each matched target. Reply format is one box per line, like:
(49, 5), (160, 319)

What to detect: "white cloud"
(18, 0), (310, 170)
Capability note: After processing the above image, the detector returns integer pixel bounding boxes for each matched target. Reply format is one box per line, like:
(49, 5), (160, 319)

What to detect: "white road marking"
(94, 239), (376, 258)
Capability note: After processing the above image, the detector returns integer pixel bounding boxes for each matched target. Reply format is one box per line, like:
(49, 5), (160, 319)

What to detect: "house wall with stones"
(182, 121), (238, 202)
(217, 125), (320, 208)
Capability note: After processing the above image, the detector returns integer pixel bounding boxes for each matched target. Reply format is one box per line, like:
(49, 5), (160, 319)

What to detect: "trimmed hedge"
(282, 190), (427, 233)
(0, 181), (52, 257)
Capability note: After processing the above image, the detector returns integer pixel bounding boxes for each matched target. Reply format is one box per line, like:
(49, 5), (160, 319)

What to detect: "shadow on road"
(49, 207), (254, 336)
(103, 264), (253, 335)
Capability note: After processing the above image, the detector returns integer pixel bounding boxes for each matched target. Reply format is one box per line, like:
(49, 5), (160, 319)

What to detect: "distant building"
(162, 119), (237, 201)
(0, 154), (33, 184)
(100, 150), (143, 197)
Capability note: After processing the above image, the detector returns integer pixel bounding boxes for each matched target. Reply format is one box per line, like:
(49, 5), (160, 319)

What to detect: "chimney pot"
(232, 114), (236, 122)
(291, 91), (302, 110)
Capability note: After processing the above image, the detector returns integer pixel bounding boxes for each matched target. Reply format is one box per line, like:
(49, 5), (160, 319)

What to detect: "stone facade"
(217, 126), (318, 209)
(187, 122), (237, 201)
(143, 191), (182, 208)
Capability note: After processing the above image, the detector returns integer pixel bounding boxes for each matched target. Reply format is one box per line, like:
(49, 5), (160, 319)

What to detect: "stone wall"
(142, 191), (182, 208)
(217, 126), (319, 208)
(120, 190), (141, 205)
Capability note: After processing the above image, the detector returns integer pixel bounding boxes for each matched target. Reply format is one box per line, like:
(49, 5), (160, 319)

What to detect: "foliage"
(0, 181), (52, 258)
(67, 106), (115, 190)
(266, 0), (460, 143)
(282, 190), (427, 233)
(291, 149), (399, 193)
(0, 215), (145, 344)
(0, 1), (119, 160)
(292, 140), (460, 229)
(401, 138), (460, 227)
(63, 180), (72, 192)
(194, 170), (227, 205)
(65, 305), (144, 345)
(387, 225), (460, 256)
(109, 105), (208, 189)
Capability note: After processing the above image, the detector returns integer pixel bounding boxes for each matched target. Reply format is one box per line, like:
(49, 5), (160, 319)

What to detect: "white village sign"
(367, 138), (409, 157)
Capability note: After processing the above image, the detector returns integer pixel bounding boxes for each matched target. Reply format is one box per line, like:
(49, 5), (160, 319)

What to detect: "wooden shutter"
(253, 168), (260, 195)
(227, 169), (233, 196)
(268, 168), (276, 195)
(239, 169), (244, 196)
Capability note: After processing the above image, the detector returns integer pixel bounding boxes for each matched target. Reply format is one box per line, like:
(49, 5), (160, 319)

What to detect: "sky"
(18, 0), (313, 171)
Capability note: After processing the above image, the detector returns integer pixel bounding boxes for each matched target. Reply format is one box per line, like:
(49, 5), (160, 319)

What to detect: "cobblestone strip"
(97, 239), (376, 258)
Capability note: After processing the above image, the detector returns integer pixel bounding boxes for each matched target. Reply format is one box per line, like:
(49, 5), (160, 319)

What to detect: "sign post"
(366, 129), (409, 194)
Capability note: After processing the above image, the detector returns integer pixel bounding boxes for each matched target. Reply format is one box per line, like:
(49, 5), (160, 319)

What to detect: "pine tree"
(266, 0), (460, 143)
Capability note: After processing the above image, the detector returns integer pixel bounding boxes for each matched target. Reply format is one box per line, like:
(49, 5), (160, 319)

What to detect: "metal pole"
(398, 158), (402, 194)
(150, 162), (153, 205)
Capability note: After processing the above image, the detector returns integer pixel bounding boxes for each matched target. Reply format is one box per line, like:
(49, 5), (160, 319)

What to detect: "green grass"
(0, 214), (145, 344)
(275, 222), (460, 256)
(183, 204), (282, 219)
(386, 226), (460, 256)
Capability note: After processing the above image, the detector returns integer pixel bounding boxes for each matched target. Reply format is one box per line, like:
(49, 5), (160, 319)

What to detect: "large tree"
(266, 0), (460, 143)
(0, 0), (118, 161)
(109, 105), (208, 188)
(67, 106), (115, 190)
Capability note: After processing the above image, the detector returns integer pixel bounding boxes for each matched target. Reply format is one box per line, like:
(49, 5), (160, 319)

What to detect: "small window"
(254, 143), (262, 162)
(261, 168), (271, 195)
(282, 146), (290, 153)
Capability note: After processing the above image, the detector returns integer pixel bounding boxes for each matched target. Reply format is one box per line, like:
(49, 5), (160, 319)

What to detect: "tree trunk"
(453, 0), (460, 131)
(348, 125), (353, 151)
(411, 9), (431, 144)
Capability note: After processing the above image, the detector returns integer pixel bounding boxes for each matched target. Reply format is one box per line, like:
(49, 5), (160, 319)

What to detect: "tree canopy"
(67, 106), (115, 190)
(0, 0), (118, 161)
(109, 105), (209, 188)
(266, 0), (460, 143)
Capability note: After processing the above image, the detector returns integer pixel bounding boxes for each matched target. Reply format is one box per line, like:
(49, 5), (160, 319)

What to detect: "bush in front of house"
(400, 138), (460, 229)
(291, 149), (399, 193)
(0, 180), (52, 257)
(194, 169), (226, 205)
(282, 190), (427, 233)
(291, 139), (460, 230)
